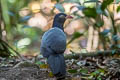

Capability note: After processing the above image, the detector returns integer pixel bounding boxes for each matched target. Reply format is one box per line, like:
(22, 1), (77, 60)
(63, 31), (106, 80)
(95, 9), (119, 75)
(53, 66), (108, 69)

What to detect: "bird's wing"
(40, 28), (66, 56)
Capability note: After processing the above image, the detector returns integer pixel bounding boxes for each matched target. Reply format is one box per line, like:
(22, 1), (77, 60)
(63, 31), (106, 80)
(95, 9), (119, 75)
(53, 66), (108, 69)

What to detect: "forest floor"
(0, 55), (120, 80)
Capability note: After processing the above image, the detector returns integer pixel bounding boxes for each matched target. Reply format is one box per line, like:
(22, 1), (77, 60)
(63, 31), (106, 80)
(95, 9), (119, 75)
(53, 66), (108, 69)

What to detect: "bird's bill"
(65, 15), (73, 19)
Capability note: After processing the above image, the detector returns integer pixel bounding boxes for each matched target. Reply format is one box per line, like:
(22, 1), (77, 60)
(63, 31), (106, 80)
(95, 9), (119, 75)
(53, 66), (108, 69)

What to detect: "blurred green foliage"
(1, 0), (11, 33)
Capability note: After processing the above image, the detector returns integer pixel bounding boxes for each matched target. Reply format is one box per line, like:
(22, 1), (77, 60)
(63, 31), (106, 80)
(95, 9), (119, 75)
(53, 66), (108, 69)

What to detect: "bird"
(40, 13), (73, 79)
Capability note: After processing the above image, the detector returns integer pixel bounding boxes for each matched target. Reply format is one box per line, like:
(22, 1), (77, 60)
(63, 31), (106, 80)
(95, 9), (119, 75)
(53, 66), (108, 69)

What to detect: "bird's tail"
(47, 54), (66, 78)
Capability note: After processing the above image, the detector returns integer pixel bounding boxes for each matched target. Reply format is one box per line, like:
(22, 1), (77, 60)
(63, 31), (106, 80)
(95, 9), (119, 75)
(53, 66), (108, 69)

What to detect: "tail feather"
(59, 54), (66, 75)
(47, 54), (66, 76)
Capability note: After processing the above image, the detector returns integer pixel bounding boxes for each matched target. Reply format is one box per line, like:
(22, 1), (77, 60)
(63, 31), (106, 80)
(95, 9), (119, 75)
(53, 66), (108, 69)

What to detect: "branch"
(64, 49), (120, 59)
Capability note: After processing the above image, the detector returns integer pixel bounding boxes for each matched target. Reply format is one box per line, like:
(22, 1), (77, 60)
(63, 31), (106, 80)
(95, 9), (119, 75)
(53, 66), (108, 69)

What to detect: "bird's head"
(53, 13), (73, 30)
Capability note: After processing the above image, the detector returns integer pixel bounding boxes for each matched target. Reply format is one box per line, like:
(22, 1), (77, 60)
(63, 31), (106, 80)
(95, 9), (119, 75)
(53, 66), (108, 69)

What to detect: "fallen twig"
(65, 49), (120, 59)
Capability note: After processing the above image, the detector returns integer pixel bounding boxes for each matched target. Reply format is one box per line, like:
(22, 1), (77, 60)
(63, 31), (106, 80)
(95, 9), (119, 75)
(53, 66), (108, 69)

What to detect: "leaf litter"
(0, 55), (120, 80)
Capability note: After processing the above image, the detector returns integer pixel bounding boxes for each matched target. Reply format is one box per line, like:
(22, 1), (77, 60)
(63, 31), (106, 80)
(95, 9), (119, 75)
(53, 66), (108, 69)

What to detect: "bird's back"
(40, 27), (66, 57)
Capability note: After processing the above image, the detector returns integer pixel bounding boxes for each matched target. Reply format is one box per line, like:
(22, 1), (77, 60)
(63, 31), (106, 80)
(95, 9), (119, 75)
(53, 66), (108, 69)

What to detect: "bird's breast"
(41, 27), (66, 53)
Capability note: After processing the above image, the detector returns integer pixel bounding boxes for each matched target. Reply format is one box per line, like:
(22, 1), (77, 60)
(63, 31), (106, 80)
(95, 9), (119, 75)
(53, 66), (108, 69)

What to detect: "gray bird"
(40, 13), (72, 79)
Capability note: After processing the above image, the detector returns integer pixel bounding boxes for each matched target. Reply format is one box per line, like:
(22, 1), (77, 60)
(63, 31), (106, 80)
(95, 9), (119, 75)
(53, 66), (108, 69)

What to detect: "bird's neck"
(52, 22), (64, 31)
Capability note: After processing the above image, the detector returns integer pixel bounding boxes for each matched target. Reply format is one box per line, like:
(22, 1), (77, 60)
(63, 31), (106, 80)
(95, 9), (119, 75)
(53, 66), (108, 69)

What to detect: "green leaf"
(52, 0), (60, 3)
(73, 32), (83, 38)
(23, 25), (31, 28)
(112, 50), (116, 54)
(117, 6), (120, 12)
(97, 76), (102, 80)
(84, 0), (100, 3)
(83, 0), (100, 8)
(101, 0), (114, 10)
(10, 0), (30, 11)
(96, 5), (103, 14)
(23, 28), (37, 38)
(67, 32), (83, 44)
(79, 68), (88, 74)
(55, 3), (65, 12)
(20, 16), (31, 22)
(100, 29), (110, 36)
(68, 69), (77, 73)
(17, 38), (31, 48)
(117, 45), (120, 48)
(8, 11), (15, 16)
(63, 0), (81, 4)
(56, 0), (59, 2)
(8, 0), (16, 3)
(35, 61), (43, 65)
(90, 69), (105, 77)
(112, 35), (120, 41)
(95, 21), (104, 27)
(1, 0), (11, 33)
(83, 8), (97, 18)
(116, 0), (120, 4)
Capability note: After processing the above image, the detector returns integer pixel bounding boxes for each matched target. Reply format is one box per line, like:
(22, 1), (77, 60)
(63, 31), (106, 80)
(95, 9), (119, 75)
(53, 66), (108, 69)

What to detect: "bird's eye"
(59, 15), (65, 18)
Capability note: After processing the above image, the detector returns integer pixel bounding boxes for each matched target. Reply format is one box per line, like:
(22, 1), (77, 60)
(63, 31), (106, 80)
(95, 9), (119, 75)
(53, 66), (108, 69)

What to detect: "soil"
(0, 57), (55, 80)
(0, 56), (120, 80)
(0, 67), (48, 80)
